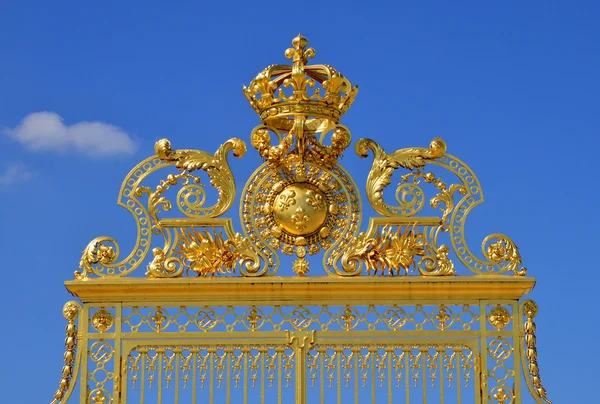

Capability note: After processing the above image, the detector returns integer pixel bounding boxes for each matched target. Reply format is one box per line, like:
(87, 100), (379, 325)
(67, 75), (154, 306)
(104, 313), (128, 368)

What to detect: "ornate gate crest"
(51, 35), (551, 404)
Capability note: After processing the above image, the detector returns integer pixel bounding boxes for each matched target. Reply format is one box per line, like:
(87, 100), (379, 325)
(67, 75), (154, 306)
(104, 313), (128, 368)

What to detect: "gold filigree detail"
(135, 172), (199, 233)
(522, 300), (552, 404)
(277, 189), (297, 212)
(488, 305), (511, 330)
(151, 308), (167, 331)
(435, 306), (451, 330)
(305, 189), (326, 211)
(76, 238), (118, 280)
(51, 301), (81, 404)
(245, 307), (262, 331)
(245, 35), (356, 167)
(418, 245), (456, 276)
(91, 390), (108, 404)
(492, 386), (511, 404)
(341, 226), (426, 275)
(173, 229), (258, 277)
(146, 247), (184, 278)
(291, 207), (310, 231)
(401, 171), (467, 228)
(355, 138), (446, 216)
(292, 257), (310, 276)
(244, 34), (357, 130)
(339, 307), (356, 331)
(484, 235), (527, 276)
(91, 308), (114, 333)
(154, 137), (246, 217)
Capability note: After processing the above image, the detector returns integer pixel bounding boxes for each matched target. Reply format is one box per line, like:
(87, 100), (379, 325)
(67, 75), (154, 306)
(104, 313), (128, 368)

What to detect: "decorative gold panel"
(49, 34), (552, 404)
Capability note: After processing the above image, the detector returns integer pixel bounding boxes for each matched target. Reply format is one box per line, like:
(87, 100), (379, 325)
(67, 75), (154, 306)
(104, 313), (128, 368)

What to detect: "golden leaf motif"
(154, 137), (246, 217)
(342, 226), (426, 275)
(485, 235), (527, 276)
(174, 229), (258, 277)
(356, 138), (446, 216)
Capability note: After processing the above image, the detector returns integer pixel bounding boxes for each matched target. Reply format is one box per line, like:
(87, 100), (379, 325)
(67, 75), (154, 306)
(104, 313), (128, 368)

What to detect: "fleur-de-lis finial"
(285, 33), (316, 66)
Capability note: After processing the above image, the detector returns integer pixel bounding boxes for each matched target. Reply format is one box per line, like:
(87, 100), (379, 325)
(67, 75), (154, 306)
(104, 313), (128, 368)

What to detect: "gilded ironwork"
(91, 308), (114, 333)
(49, 34), (552, 404)
(522, 300), (552, 404)
(488, 305), (511, 330)
(51, 301), (81, 404)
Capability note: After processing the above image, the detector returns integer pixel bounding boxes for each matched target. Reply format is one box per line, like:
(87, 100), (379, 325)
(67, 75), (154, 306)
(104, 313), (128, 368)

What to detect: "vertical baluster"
(421, 348), (427, 404)
(157, 348), (164, 404)
(174, 348), (180, 404)
(277, 347), (283, 404)
(243, 348), (249, 404)
(209, 348), (214, 404)
(404, 348), (410, 403)
(371, 348), (376, 404)
(191, 348), (198, 404)
(140, 350), (146, 404)
(455, 348), (462, 403)
(226, 348), (232, 404)
(387, 348), (393, 404)
(438, 348), (444, 404)
(261, 347), (266, 404)
(353, 348), (359, 404)
(336, 348), (342, 404)
(319, 347), (325, 404)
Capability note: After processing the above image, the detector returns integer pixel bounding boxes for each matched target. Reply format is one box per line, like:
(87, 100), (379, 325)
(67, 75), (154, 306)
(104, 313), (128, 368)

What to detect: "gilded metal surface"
(91, 308), (114, 333)
(487, 305), (511, 330)
(49, 35), (552, 404)
(521, 300), (552, 404)
(50, 301), (82, 404)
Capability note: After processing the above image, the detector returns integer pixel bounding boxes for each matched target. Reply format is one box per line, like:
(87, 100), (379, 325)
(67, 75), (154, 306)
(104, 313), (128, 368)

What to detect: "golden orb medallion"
(241, 160), (361, 275)
(273, 183), (327, 236)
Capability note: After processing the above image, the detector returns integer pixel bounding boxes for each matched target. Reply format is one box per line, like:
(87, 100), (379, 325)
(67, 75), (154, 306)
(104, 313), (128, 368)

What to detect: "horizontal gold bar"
(65, 276), (535, 303)
(369, 216), (442, 226)
(159, 218), (231, 227)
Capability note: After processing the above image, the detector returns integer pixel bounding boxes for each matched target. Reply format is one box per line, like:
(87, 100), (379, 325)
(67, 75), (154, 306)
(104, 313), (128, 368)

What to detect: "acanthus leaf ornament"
(355, 137), (447, 217)
(154, 137), (246, 218)
(172, 228), (259, 277)
(74, 34), (531, 281)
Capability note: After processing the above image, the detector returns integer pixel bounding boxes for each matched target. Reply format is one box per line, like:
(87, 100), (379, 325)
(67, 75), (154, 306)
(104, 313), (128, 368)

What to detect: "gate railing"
(50, 278), (552, 404)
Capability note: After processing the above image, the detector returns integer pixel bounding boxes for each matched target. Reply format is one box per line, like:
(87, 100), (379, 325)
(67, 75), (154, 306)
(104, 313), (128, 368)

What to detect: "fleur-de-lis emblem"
(305, 189), (325, 211)
(278, 190), (296, 212)
(435, 306), (451, 330)
(340, 307), (356, 330)
(246, 307), (262, 331)
(152, 308), (166, 331)
(291, 207), (310, 230)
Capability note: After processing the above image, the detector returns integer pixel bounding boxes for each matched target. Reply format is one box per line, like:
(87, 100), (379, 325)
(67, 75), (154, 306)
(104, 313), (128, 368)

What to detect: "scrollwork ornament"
(250, 125), (294, 163)
(173, 229), (260, 277)
(76, 237), (119, 279)
(355, 137), (446, 216)
(146, 247), (185, 278)
(154, 137), (247, 217)
(483, 235), (527, 276)
(339, 225), (427, 276)
(417, 244), (456, 276)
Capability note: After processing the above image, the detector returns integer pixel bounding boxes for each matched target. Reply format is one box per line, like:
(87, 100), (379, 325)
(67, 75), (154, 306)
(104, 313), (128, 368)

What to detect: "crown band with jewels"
(243, 34), (358, 130)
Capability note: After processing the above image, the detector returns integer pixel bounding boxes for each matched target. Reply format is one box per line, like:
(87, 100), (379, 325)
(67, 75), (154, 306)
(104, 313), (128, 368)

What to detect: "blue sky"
(1, 1), (599, 402)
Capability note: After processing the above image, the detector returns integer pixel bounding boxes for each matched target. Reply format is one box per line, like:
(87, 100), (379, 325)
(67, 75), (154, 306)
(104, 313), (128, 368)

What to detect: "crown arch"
(50, 35), (552, 404)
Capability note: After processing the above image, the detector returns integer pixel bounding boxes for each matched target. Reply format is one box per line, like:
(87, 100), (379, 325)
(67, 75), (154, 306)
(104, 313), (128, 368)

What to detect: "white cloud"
(0, 163), (32, 185)
(3, 112), (137, 157)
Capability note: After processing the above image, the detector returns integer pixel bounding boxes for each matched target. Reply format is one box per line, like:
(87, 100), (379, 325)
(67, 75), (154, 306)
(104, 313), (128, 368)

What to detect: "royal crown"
(243, 34), (358, 131)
